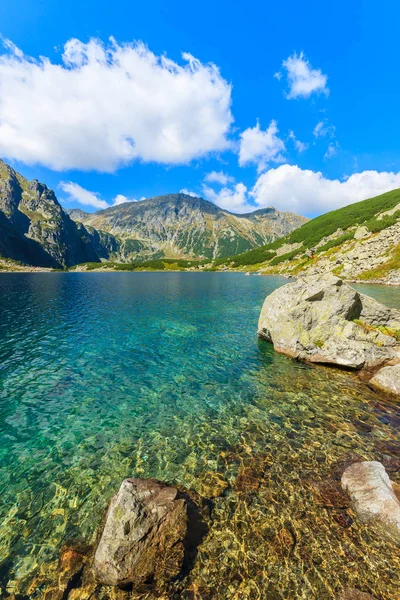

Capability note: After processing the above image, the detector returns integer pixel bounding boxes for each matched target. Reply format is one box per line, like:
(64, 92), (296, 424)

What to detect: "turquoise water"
(0, 272), (400, 599)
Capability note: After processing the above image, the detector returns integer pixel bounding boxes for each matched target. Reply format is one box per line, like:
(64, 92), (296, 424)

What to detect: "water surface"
(0, 273), (399, 599)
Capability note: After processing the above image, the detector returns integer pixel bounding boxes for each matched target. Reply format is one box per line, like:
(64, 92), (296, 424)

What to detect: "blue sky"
(0, 0), (399, 217)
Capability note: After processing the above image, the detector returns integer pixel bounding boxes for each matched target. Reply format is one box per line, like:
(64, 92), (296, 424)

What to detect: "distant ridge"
(67, 192), (308, 262)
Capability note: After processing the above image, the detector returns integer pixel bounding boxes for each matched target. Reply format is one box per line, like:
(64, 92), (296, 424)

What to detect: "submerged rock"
(94, 478), (187, 588)
(369, 363), (400, 398)
(337, 590), (378, 600)
(341, 461), (400, 542)
(197, 471), (229, 498)
(258, 274), (400, 369)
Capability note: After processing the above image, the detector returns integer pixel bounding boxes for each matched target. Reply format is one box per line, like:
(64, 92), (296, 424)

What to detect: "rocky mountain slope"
(68, 194), (308, 261)
(217, 188), (400, 285)
(0, 160), (98, 268)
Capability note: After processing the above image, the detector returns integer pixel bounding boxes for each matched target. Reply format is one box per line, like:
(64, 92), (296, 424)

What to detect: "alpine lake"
(0, 272), (400, 599)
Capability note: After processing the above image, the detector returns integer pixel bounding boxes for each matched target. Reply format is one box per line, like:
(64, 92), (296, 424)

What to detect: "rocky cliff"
(0, 160), (98, 268)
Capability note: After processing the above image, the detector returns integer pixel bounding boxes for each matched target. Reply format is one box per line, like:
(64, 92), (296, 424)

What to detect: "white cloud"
(203, 182), (254, 213)
(180, 188), (198, 197)
(113, 194), (138, 205)
(239, 120), (285, 172)
(277, 52), (328, 100)
(60, 182), (138, 209)
(324, 142), (340, 159)
(288, 130), (309, 153)
(204, 170), (234, 185)
(0, 37), (233, 171)
(313, 120), (335, 138)
(251, 164), (400, 215)
(59, 182), (109, 209)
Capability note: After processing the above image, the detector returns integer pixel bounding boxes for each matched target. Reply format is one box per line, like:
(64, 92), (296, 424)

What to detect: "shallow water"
(0, 272), (399, 599)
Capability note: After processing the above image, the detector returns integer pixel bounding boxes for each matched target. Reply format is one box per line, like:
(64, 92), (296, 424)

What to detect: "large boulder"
(258, 274), (400, 369)
(341, 461), (400, 542)
(93, 478), (187, 589)
(369, 363), (400, 398)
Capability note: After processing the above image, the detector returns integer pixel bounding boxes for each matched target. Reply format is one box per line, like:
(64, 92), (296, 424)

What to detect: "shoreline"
(1, 266), (399, 286)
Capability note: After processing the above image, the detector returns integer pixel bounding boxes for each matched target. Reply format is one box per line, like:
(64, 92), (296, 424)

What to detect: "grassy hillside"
(216, 188), (400, 269)
(71, 258), (211, 272)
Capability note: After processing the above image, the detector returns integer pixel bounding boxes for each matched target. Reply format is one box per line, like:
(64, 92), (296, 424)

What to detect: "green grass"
(269, 247), (304, 266)
(215, 248), (276, 267)
(73, 258), (210, 272)
(364, 211), (400, 233)
(316, 231), (355, 253)
(73, 261), (138, 271)
(353, 319), (400, 342)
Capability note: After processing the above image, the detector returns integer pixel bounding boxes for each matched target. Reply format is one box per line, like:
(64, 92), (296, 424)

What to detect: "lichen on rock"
(258, 273), (400, 370)
(93, 478), (188, 589)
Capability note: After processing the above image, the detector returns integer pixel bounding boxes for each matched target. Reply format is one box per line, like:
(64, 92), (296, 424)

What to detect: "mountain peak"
(70, 191), (308, 261)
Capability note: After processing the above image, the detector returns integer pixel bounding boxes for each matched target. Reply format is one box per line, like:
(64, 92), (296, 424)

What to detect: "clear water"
(0, 273), (399, 599)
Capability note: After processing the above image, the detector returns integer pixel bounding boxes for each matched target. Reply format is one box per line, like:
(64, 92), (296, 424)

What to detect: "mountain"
(0, 161), (307, 267)
(0, 160), (98, 268)
(217, 188), (400, 284)
(67, 194), (308, 261)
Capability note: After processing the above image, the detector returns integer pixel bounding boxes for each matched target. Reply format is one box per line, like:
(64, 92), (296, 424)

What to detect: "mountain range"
(0, 160), (307, 268)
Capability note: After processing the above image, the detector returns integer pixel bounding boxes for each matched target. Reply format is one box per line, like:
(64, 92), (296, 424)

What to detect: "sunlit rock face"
(0, 160), (99, 268)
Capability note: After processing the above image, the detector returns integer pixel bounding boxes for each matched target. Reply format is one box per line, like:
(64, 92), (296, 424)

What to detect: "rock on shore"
(341, 461), (400, 542)
(258, 274), (400, 370)
(94, 478), (187, 588)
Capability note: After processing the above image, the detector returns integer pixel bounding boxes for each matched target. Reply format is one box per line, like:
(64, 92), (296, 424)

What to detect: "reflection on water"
(0, 273), (399, 598)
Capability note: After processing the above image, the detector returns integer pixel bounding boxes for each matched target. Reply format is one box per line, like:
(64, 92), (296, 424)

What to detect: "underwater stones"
(270, 527), (296, 557)
(197, 471), (229, 498)
(337, 590), (378, 600)
(369, 363), (400, 398)
(94, 478), (187, 588)
(310, 479), (350, 509)
(258, 274), (400, 370)
(233, 454), (273, 494)
(341, 461), (400, 542)
(57, 543), (90, 592)
(333, 511), (353, 528)
(42, 542), (92, 600)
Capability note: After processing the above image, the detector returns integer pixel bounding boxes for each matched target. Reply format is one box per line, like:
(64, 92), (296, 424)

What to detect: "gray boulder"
(93, 478), (187, 588)
(369, 363), (400, 398)
(258, 274), (400, 369)
(341, 461), (400, 542)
